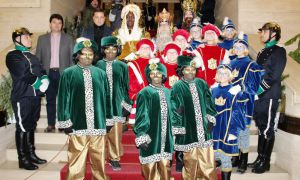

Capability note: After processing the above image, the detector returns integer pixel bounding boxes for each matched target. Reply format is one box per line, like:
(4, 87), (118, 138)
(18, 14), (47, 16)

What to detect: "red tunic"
(128, 57), (150, 100)
(128, 57), (150, 124)
(163, 62), (179, 89)
(196, 44), (226, 87)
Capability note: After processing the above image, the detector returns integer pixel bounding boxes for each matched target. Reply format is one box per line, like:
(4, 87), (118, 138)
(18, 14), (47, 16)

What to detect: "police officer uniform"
(250, 22), (287, 174)
(6, 27), (48, 170)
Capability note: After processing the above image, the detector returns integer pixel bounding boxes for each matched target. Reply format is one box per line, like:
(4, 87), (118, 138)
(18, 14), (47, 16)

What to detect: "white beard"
(156, 27), (172, 52)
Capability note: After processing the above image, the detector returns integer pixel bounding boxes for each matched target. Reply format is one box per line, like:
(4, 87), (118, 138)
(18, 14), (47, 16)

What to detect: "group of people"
(5, 2), (286, 180)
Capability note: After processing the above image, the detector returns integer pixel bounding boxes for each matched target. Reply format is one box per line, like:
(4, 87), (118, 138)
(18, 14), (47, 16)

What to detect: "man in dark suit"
(109, 0), (124, 32)
(143, 0), (156, 31)
(36, 14), (74, 133)
(81, 9), (113, 62)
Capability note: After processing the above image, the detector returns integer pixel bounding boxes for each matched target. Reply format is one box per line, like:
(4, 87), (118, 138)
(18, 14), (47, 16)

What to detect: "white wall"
(215, 0), (238, 28)
(0, 0), (50, 50)
(216, 0), (300, 43)
(238, 0), (300, 43)
(51, 0), (85, 26)
(0, 125), (15, 164)
(275, 130), (300, 180)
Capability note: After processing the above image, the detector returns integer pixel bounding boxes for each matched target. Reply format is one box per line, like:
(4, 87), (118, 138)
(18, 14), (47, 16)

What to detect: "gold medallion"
(208, 58), (217, 70)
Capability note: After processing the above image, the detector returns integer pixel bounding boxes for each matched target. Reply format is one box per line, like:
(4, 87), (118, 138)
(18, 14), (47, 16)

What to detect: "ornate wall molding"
(0, 0), (40, 8)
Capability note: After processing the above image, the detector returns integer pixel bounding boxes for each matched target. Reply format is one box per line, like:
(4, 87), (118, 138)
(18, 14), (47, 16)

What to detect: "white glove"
(124, 52), (137, 61)
(254, 95), (259, 100)
(192, 50), (205, 70)
(147, 16), (152, 21)
(39, 79), (50, 93)
(210, 82), (219, 89)
(109, 11), (116, 22)
(228, 134), (237, 141)
(229, 84), (241, 95)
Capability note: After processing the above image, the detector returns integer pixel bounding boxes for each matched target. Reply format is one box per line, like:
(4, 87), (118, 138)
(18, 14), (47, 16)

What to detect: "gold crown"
(158, 8), (172, 23)
(181, 0), (197, 12)
(215, 96), (226, 106)
(232, 69), (239, 78)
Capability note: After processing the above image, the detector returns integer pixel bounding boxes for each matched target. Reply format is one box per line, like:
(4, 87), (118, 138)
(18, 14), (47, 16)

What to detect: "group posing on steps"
(6, 2), (286, 180)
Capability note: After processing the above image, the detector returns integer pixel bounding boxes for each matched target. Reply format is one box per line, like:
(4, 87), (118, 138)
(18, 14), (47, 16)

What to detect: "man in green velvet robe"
(95, 36), (132, 171)
(133, 59), (174, 180)
(171, 55), (217, 180)
(57, 38), (111, 180)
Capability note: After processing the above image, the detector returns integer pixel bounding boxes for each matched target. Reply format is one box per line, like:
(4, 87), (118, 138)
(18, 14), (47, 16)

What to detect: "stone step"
(0, 161), (63, 180)
(40, 106), (47, 118)
(6, 146), (68, 163)
(36, 117), (49, 129)
(41, 97), (46, 105)
(231, 165), (289, 180)
(35, 131), (68, 145)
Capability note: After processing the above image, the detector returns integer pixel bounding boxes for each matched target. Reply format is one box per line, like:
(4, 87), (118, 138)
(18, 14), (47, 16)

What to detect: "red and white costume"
(128, 39), (155, 124)
(162, 43), (181, 88)
(195, 24), (229, 87)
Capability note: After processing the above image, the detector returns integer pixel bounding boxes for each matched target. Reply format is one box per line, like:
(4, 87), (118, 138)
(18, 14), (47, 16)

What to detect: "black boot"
(231, 155), (239, 167)
(237, 152), (248, 173)
(252, 137), (275, 174)
(26, 131), (47, 164)
(16, 131), (38, 170)
(221, 171), (231, 180)
(248, 135), (264, 168)
(175, 151), (184, 172)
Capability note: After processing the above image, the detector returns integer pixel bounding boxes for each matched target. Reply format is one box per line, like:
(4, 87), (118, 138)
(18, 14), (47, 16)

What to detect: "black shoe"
(16, 131), (38, 170)
(248, 135), (264, 168)
(175, 151), (184, 172)
(237, 152), (248, 174)
(27, 131), (47, 164)
(252, 137), (275, 174)
(109, 160), (121, 171)
(231, 155), (239, 167)
(221, 171), (231, 180)
(44, 126), (55, 133)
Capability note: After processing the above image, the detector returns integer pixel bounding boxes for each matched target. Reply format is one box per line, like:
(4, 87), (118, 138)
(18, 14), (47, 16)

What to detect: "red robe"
(196, 44), (226, 87)
(163, 62), (179, 89)
(128, 57), (150, 100)
(128, 57), (150, 124)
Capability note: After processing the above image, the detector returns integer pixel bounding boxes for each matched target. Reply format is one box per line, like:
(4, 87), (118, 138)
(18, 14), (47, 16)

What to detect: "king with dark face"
(104, 46), (118, 61)
(78, 47), (94, 67)
(183, 66), (197, 82)
(126, 11), (135, 32)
